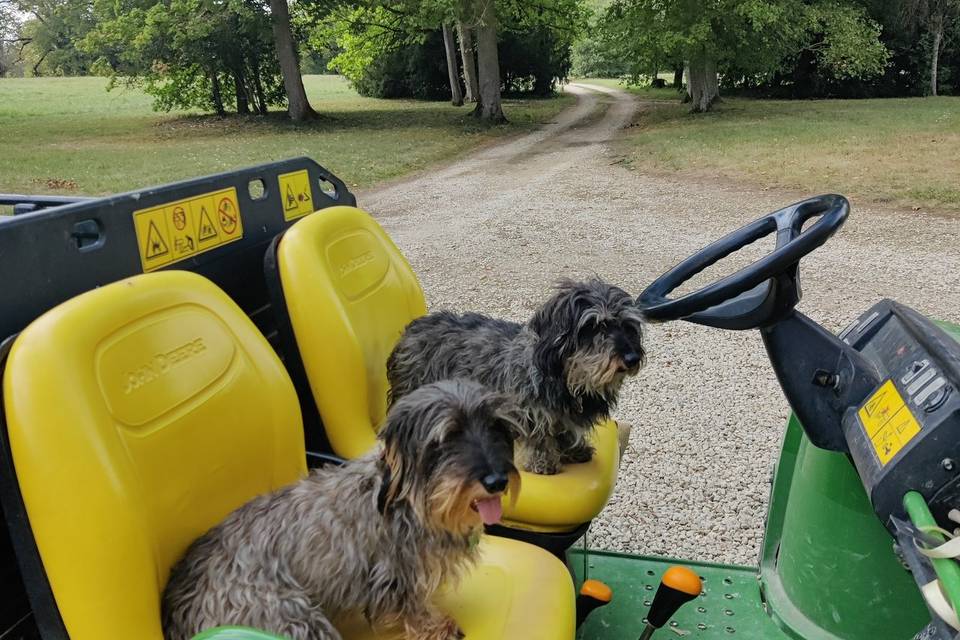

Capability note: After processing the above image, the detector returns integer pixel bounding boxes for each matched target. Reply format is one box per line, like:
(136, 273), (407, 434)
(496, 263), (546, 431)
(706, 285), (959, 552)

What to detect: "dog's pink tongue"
(475, 497), (503, 525)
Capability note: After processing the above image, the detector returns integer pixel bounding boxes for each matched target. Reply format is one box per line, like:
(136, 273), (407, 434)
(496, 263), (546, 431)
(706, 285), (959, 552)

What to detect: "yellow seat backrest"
(277, 206), (426, 458)
(2, 271), (305, 640)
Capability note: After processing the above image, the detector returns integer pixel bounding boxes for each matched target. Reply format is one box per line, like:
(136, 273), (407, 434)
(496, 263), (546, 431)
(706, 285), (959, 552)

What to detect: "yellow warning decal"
(859, 379), (922, 466)
(278, 169), (315, 221)
(133, 187), (244, 272)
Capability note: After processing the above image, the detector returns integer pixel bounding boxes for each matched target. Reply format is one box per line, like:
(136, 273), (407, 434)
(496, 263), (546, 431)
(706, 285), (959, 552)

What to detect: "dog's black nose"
(623, 352), (642, 368)
(481, 472), (508, 493)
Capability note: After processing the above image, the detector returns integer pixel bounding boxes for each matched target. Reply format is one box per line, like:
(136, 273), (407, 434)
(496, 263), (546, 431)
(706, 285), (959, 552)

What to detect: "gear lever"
(638, 566), (703, 639)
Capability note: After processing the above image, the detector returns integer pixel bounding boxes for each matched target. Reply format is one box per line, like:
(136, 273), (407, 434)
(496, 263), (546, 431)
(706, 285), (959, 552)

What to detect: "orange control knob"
(576, 579), (613, 627)
(661, 566), (702, 597)
(639, 567), (703, 639)
(580, 579), (613, 603)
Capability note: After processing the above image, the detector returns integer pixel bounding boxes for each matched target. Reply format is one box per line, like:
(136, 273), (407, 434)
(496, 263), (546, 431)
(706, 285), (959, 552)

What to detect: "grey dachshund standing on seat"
(387, 279), (646, 475)
(162, 380), (520, 640)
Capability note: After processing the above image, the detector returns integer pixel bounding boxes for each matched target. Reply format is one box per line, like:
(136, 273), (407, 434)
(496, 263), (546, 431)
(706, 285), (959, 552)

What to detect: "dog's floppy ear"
(489, 392), (524, 443)
(377, 396), (423, 513)
(529, 279), (583, 379)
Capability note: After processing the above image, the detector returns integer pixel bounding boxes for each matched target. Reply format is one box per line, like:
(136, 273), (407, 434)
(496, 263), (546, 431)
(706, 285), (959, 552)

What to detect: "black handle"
(646, 567), (702, 629)
(576, 579), (612, 627)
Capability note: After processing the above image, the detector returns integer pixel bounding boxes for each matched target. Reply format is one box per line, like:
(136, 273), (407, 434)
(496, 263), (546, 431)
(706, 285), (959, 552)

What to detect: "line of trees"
(0, 0), (580, 123)
(319, 1), (581, 119)
(1, 0), (316, 119)
(575, 0), (960, 109)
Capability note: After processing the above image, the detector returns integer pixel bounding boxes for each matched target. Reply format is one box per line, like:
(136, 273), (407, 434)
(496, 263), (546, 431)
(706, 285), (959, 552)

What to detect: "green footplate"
(571, 550), (791, 639)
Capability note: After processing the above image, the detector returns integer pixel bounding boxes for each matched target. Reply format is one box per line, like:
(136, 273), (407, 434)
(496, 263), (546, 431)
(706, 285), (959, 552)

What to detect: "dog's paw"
(440, 616), (464, 640)
(560, 444), (595, 465)
(523, 459), (562, 475)
(410, 614), (462, 640)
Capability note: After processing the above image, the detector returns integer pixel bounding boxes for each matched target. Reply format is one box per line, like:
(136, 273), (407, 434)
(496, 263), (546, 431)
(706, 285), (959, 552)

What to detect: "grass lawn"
(0, 75), (573, 197)
(580, 78), (960, 212)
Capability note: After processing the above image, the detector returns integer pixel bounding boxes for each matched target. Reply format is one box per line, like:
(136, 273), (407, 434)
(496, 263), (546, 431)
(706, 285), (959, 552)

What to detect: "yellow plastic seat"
(337, 536), (575, 639)
(275, 206), (620, 532)
(2, 270), (574, 639)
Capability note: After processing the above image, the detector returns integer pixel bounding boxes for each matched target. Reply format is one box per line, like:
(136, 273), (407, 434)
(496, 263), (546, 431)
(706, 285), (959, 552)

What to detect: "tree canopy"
(80, 0), (284, 114)
(599, 0), (890, 110)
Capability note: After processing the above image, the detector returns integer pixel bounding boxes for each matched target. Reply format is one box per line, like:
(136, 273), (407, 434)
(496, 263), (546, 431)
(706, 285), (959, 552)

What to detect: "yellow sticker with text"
(134, 187), (243, 272)
(859, 379), (922, 465)
(278, 169), (315, 221)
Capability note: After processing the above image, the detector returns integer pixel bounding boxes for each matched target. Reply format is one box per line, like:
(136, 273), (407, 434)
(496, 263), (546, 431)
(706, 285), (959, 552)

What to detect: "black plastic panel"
(0, 157), (354, 341)
(839, 300), (960, 527)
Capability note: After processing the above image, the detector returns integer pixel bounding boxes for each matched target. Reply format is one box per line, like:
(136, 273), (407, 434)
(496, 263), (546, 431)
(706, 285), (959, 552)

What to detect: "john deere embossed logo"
(338, 251), (375, 277)
(123, 338), (207, 394)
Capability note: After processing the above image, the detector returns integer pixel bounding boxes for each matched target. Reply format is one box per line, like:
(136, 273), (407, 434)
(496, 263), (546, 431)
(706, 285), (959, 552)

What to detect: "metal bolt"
(943, 458), (956, 472)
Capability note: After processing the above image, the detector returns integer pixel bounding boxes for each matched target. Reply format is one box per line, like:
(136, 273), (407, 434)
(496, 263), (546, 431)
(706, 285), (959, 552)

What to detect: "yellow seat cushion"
(3, 271), (306, 640)
(336, 536), (575, 640)
(278, 206), (619, 531)
(502, 419), (620, 532)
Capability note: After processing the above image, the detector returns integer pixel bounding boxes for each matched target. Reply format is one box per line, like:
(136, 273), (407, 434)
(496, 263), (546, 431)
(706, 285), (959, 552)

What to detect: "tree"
(0, 1), (24, 75)
(899, 0), (960, 95)
(457, 20), (478, 101)
(5, 0), (97, 76)
(82, 0), (286, 115)
(471, 0), (504, 121)
(601, 0), (889, 112)
(319, 0), (582, 119)
(269, 0), (317, 119)
(441, 21), (463, 104)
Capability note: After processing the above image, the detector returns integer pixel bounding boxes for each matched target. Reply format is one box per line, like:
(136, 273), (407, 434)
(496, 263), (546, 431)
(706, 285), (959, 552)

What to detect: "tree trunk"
(233, 69), (250, 114)
(268, 0), (316, 121)
(704, 56), (720, 103)
(930, 15), (943, 97)
(673, 65), (683, 91)
(210, 72), (226, 116)
(473, 0), (505, 123)
(442, 23), (464, 106)
(250, 52), (269, 114)
(687, 51), (719, 113)
(457, 22), (479, 102)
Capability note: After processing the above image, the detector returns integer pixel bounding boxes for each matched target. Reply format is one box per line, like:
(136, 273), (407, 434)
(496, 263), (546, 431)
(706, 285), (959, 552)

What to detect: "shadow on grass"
(156, 107), (520, 135)
(153, 94), (568, 138)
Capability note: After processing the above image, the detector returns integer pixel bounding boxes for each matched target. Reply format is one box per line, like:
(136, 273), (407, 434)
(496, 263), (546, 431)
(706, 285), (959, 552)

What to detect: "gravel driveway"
(358, 84), (960, 565)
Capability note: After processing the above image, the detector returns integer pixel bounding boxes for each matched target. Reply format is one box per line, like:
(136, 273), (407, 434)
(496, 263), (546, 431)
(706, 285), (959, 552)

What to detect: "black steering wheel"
(637, 195), (849, 330)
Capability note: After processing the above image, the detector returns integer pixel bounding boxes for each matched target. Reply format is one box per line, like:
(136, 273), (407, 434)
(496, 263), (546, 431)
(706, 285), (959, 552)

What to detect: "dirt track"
(358, 84), (960, 565)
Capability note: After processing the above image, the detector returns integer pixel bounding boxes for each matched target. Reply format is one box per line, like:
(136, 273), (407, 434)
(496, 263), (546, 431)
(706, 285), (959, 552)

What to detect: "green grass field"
(582, 79), (960, 212)
(0, 75), (572, 197)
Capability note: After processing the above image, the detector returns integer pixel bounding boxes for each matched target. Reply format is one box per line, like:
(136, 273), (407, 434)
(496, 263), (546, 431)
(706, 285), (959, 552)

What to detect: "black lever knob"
(638, 566), (702, 639)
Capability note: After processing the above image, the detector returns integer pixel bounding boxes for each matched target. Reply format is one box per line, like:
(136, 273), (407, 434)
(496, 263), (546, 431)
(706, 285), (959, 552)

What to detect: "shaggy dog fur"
(387, 279), (645, 475)
(162, 380), (520, 640)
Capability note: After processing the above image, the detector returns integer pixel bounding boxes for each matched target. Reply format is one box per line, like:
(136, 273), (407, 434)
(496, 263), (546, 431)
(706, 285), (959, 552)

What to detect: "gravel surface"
(358, 84), (960, 566)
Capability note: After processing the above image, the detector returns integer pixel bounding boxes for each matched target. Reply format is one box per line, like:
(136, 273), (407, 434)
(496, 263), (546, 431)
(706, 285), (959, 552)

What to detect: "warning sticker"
(859, 379), (922, 466)
(133, 187), (243, 272)
(277, 169), (315, 221)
